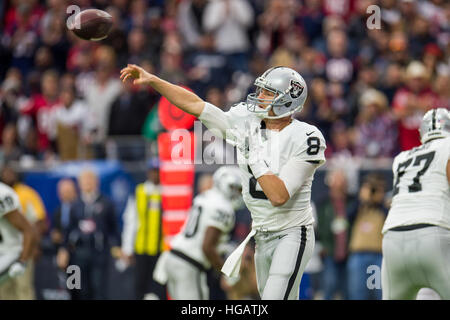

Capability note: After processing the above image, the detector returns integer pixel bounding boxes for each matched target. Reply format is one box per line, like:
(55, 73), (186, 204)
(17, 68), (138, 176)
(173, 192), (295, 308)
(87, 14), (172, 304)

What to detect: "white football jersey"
(170, 187), (235, 269)
(0, 182), (23, 255)
(383, 136), (450, 233)
(199, 102), (326, 232)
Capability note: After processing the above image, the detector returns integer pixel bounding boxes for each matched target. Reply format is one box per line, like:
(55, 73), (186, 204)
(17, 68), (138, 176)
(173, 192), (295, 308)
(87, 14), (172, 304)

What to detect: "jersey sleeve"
(0, 187), (21, 218)
(198, 102), (246, 146)
(198, 102), (232, 141)
(279, 159), (317, 197)
(445, 137), (450, 160)
(295, 128), (327, 165)
(204, 206), (235, 234)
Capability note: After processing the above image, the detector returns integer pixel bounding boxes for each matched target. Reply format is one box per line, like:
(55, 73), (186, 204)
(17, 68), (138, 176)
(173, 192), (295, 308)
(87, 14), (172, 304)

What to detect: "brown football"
(68, 9), (113, 41)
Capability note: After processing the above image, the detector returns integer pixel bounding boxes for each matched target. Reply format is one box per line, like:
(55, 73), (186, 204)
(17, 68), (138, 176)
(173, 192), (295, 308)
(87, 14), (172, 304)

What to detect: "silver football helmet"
(246, 66), (308, 119)
(419, 108), (450, 144)
(213, 166), (243, 210)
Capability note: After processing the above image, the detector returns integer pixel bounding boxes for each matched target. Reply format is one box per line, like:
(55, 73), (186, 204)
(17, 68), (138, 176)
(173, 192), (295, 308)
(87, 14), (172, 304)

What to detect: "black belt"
(170, 249), (209, 273)
(390, 223), (435, 232)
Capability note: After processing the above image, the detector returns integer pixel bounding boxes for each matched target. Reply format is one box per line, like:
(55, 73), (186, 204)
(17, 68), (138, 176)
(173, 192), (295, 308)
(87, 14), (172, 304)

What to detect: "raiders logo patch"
(290, 80), (304, 98)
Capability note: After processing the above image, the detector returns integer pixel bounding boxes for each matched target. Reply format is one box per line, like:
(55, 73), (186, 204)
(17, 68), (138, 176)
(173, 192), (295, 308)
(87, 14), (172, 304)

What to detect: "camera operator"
(346, 173), (388, 300)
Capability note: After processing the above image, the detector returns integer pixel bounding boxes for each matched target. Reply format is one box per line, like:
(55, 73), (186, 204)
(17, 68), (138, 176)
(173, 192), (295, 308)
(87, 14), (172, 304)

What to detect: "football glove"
(8, 261), (27, 278)
(245, 121), (270, 179)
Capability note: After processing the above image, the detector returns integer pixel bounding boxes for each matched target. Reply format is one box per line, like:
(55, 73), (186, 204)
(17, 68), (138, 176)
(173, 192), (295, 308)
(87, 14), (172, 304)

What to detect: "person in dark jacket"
(51, 178), (78, 249)
(57, 168), (120, 300)
(317, 169), (355, 300)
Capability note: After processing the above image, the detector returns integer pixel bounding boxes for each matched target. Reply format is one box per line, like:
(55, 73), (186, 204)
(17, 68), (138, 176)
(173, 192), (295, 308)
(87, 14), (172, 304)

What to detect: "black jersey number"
(393, 151), (435, 196)
(247, 165), (268, 200)
(184, 205), (202, 238)
(306, 137), (320, 155)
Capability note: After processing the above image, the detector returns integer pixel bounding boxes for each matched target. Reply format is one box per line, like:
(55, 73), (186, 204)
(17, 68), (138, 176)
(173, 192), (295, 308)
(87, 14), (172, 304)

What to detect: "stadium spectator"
(32, 46), (54, 75)
(57, 168), (121, 300)
(159, 32), (186, 86)
(317, 169), (354, 300)
(108, 80), (156, 137)
(124, 0), (151, 32)
(408, 15), (435, 60)
(39, 5), (70, 73)
(392, 60), (437, 151)
(120, 158), (166, 300)
(2, 1), (42, 76)
(433, 73), (450, 110)
(126, 28), (155, 66)
(0, 123), (22, 164)
(83, 46), (121, 158)
(50, 84), (96, 161)
(177, 0), (212, 53)
(379, 63), (403, 104)
(51, 178), (78, 249)
(324, 29), (353, 87)
(20, 69), (60, 156)
(304, 77), (335, 141)
(0, 74), (22, 132)
(327, 121), (353, 158)
(203, 0), (254, 77)
(347, 65), (379, 123)
(352, 89), (397, 158)
(347, 173), (388, 300)
(257, 0), (298, 56)
(103, 5), (128, 68)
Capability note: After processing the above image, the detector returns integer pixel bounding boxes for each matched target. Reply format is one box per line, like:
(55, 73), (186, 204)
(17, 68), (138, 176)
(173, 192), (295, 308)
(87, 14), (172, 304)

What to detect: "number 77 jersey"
(383, 137), (450, 233)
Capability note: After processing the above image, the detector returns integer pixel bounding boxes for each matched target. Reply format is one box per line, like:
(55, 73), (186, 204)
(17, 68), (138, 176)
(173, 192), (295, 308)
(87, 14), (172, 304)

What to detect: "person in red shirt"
(392, 61), (437, 151)
(20, 69), (60, 154)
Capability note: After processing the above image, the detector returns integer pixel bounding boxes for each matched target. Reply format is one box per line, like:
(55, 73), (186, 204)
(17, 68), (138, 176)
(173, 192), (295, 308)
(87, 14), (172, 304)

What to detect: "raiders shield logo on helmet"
(290, 80), (304, 98)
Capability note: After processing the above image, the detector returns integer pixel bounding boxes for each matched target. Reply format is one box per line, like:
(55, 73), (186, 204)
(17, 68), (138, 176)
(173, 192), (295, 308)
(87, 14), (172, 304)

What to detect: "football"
(68, 8), (113, 41)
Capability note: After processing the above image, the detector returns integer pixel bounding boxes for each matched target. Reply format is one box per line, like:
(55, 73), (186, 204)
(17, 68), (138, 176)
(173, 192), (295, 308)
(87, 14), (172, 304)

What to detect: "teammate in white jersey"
(382, 108), (450, 299)
(122, 64), (326, 300)
(154, 166), (242, 299)
(0, 181), (35, 285)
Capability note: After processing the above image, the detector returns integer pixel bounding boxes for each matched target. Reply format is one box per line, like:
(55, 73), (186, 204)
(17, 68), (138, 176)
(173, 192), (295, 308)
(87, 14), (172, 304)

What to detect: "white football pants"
(254, 224), (315, 300)
(164, 250), (209, 300)
(382, 226), (450, 300)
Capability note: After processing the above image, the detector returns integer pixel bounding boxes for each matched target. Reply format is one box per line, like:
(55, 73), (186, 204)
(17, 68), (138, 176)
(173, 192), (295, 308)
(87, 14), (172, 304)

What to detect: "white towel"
(221, 229), (256, 278)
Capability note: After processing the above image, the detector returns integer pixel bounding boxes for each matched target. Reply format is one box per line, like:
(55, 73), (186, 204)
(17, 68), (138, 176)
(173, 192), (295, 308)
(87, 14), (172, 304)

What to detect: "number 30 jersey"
(383, 137), (450, 233)
(170, 188), (235, 269)
(199, 102), (326, 232)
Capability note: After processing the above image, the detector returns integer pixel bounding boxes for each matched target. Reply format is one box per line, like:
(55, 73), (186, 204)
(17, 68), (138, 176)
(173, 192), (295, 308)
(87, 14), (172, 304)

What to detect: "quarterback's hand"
(120, 64), (155, 85)
(8, 261), (26, 278)
(246, 121), (270, 179)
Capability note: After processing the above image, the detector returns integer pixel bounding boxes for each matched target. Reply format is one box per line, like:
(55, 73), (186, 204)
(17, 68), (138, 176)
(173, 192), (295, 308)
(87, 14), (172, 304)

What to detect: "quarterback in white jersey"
(382, 108), (450, 299)
(154, 166), (241, 300)
(122, 64), (326, 300)
(0, 182), (34, 285)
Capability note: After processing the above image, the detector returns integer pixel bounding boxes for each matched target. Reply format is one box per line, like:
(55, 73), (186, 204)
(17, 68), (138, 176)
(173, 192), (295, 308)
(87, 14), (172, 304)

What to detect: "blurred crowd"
(0, 0), (448, 167)
(0, 0), (449, 300)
